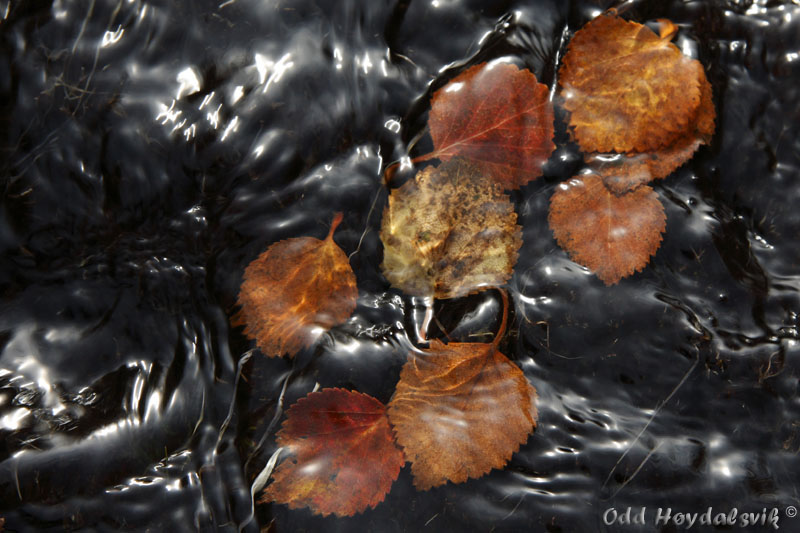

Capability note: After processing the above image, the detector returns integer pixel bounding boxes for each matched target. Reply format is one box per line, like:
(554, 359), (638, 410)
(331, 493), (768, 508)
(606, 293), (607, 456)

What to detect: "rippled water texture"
(1, 0), (800, 531)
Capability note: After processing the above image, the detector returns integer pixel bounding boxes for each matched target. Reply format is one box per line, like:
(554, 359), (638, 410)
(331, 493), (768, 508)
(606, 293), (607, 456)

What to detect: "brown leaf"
(559, 14), (704, 153)
(420, 62), (555, 190)
(694, 73), (716, 144)
(380, 158), (522, 299)
(587, 68), (716, 194)
(587, 140), (702, 195)
(233, 214), (358, 357)
(387, 339), (537, 490)
(548, 175), (666, 284)
(260, 388), (404, 517)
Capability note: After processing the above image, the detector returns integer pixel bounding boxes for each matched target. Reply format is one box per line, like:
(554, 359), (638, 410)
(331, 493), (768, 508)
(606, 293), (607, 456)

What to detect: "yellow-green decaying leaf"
(380, 158), (521, 299)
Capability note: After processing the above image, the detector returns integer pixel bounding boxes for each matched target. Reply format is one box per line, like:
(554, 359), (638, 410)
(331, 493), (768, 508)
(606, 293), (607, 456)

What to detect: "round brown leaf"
(559, 14), (704, 153)
(387, 340), (537, 490)
(548, 175), (667, 284)
(261, 388), (404, 517)
(380, 158), (522, 299)
(425, 62), (555, 190)
(589, 70), (716, 194)
(233, 214), (358, 357)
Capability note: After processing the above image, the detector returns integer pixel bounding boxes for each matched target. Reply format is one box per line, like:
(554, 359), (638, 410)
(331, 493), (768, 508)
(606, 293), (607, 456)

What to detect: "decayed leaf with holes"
(587, 68), (716, 194)
(260, 388), (404, 517)
(559, 14), (705, 153)
(548, 175), (666, 284)
(387, 340), (537, 490)
(380, 158), (521, 299)
(232, 214), (358, 357)
(417, 62), (555, 190)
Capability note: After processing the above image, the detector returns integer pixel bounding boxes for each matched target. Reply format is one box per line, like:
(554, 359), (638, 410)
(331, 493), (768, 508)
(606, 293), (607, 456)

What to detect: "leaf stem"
(410, 152), (436, 165)
(382, 161), (400, 186)
(492, 288), (509, 350)
(327, 212), (344, 240)
(383, 152), (438, 187)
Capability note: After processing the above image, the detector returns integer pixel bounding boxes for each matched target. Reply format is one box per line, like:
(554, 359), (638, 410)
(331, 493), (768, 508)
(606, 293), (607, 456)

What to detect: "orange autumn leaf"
(559, 14), (705, 153)
(232, 213), (358, 358)
(417, 62), (555, 190)
(387, 293), (537, 489)
(655, 18), (679, 40)
(260, 388), (404, 517)
(548, 175), (666, 284)
(587, 65), (716, 194)
(380, 158), (522, 299)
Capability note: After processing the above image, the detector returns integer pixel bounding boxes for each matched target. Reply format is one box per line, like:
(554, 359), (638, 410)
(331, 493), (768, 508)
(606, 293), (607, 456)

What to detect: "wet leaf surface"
(588, 69), (716, 194)
(548, 175), (667, 284)
(559, 14), (704, 153)
(387, 339), (537, 490)
(260, 388), (404, 517)
(421, 62), (555, 190)
(380, 158), (521, 299)
(233, 214), (358, 357)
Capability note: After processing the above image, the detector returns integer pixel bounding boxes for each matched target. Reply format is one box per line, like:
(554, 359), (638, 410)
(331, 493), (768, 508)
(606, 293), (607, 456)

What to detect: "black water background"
(1, 0), (800, 531)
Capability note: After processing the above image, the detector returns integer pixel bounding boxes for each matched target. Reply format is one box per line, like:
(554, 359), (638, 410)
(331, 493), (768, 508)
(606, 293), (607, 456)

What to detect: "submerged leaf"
(548, 175), (666, 284)
(422, 62), (555, 190)
(587, 139), (703, 195)
(588, 66), (716, 194)
(559, 14), (704, 153)
(260, 388), (404, 517)
(233, 214), (358, 357)
(387, 340), (537, 490)
(380, 158), (522, 299)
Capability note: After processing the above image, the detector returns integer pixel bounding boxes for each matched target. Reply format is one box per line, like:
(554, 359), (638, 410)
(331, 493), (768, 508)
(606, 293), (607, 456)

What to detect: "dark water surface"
(1, 0), (800, 531)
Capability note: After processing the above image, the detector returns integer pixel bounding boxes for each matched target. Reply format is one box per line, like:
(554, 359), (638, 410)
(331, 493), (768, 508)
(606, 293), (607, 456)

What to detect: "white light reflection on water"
(231, 85), (244, 104)
(101, 26), (124, 47)
(220, 116), (239, 141)
(444, 81), (464, 93)
(155, 100), (181, 125)
(708, 433), (743, 480)
(0, 408), (30, 431)
(254, 52), (295, 93)
(384, 119), (401, 133)
(90, 418), (138, 440)
(176, 67), (201, 99)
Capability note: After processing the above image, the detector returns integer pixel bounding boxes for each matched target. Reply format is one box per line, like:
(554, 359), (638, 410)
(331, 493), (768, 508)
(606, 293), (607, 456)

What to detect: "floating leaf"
(233, 213), (358, 357)
(548, 175), (666, 284)
(559, 14), (705, 153)
(419, 62), (555, 190)
(587, 65), (716, 194)
(260, 388), (404, 517)
(388, 291), (537, 490)
(387, 340), (537, 490)
(380, 158), (521, 299)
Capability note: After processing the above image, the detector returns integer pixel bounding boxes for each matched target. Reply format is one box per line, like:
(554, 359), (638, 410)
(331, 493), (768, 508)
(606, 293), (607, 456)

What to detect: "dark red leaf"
(260, 388), (404, 517)
(421, 62), (555, 190)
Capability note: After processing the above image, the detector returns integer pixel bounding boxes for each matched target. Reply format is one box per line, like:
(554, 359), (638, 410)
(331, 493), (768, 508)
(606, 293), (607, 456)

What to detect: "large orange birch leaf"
(548, 175), (666, 285)
(387, 340), (537, 490)
(388, 292), (536, 490)
(588, 72), (716, 194)
(380, 158), (522, 299)
(232, 213), (358, 358)
(559, 14), (704, 153)
(260, 388), (404, 517)
(418, 62), (555, 190)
